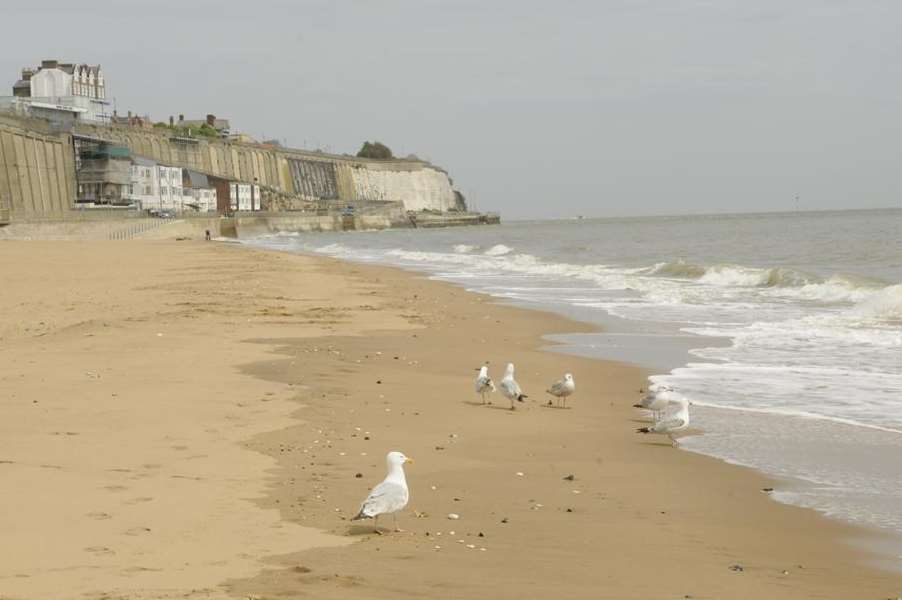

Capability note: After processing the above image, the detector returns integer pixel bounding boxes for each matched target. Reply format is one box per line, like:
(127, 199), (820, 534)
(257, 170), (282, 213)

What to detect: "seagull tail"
(636, 427), (651, 434)
(632, 403), (644, 408)
(517, 394), (528, 402)
(351, 509), (371, 521)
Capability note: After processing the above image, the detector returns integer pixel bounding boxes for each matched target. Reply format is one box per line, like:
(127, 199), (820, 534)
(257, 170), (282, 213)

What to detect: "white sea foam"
(453, 244), (477, 253)
(315, 243), (351, 255)
(849, 283), (902, 322)
(484, 244), (513, 256)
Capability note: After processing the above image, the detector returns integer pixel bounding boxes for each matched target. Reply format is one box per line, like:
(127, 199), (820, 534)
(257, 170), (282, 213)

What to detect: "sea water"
(247, 209), (902, 548)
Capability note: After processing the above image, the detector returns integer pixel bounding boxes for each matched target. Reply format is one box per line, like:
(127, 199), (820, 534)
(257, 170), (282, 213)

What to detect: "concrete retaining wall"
(0, 116), (76, 222)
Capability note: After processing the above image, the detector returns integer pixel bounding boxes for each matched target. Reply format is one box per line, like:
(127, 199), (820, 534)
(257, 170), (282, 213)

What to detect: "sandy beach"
(1, 240), (900, 600)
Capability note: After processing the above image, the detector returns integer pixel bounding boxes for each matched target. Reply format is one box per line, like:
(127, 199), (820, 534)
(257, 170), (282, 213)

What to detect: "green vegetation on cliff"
(153, 122), (222, 139)
(356, 141), (394, 160)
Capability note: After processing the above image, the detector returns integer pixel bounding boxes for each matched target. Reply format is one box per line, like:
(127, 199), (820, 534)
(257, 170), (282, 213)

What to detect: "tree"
(356, 141), (393, 159)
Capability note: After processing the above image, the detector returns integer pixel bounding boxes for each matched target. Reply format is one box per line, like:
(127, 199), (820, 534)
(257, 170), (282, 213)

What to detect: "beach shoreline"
(1, 240), (899, 599)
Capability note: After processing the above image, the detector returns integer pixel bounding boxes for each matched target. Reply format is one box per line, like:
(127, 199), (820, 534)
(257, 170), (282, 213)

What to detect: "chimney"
(41, 59), (59, 69)
(113, 109), (118, 118)
(127, 110), (132, 119)
(178, 114), (184, 123)
(206, 114), (216, 127)
(169, 115), (174, 126)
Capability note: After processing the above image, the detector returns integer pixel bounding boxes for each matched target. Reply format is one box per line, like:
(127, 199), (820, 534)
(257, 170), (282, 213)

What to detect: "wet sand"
(0, 240), (899, 599)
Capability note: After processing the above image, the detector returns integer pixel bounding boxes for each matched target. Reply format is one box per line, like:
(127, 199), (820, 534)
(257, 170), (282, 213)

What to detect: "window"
(143, 185), (151, 195)
(161, 186), (169, 197)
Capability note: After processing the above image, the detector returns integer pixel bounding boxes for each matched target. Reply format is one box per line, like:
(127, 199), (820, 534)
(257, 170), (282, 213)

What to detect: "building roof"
(132, 155), (158, 167)
(180, 118), (230, 131)
(184, 170), (210, 188)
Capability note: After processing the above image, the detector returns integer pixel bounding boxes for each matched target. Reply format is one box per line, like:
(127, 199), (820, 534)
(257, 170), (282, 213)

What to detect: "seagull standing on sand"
(546, 373), (576, 408)
(474, 365), (496, 405)
(352, 451), (413, 533)
(499, 363), (528, 410)
(636, 397), (690, 446)
(633, 386), (676, 421)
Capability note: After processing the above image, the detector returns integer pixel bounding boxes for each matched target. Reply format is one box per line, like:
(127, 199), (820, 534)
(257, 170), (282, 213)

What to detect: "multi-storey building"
(127, 158), (217, 212)
(2, 59), (110, 124)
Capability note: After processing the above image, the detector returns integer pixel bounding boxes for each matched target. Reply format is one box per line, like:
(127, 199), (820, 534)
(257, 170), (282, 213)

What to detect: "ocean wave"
(643, 260), (894, 304)
(849, 283), (902, 322)
(484, 244), (513, 256)
(453, 244), (477, 253)
(780, 275), (886, 303)
(645, 260), (817, 287)
(315, 243), (350, 254)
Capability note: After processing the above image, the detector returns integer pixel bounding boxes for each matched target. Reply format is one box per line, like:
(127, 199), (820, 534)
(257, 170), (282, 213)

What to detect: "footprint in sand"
(86, 511), (112, 520)
(121, 566), (162, 575)
(104, 485), (129, 492)
(124, 527), (151, 536)
(124, 497), (154, 505)
(84, 546), (115, 556)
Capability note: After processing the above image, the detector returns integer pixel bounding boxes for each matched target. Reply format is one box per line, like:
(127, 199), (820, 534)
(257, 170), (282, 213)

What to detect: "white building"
(183, 170), (218, 213)
(4, 59), (110, 124)
(184, 187), (217, 213)
(127, 158), (216, 213)
(158, 165), (185, 211)
(230, 183), (262, 212)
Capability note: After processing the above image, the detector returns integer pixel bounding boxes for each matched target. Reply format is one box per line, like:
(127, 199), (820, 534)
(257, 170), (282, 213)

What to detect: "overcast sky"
(3, 0), (901, 218)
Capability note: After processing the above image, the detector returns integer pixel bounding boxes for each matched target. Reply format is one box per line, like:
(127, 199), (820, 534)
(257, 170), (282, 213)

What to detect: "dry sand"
(0, 240), (899, 599)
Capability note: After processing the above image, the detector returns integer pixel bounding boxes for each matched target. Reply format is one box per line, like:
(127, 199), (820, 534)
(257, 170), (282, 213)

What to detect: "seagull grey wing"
(475, 375), (495, 393)
(500, 378), (521, 397)
(548, 380), (565, 395)
(653, 417), (687, 433)
(359, 480), (409, 517)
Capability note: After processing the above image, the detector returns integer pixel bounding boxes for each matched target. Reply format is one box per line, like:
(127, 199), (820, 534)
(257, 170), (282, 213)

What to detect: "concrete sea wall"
(0, 115), (76, 223)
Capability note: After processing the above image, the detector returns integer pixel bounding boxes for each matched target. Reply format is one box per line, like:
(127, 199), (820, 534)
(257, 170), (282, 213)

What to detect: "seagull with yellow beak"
(352, 451), (414, 533)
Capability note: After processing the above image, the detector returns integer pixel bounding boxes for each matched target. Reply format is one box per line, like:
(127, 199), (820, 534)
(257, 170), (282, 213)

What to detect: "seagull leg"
(393, 513), (403, 532)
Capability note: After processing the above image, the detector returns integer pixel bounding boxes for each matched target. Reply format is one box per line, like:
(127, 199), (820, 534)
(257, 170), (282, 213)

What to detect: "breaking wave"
(484, 244), (513, 256)
(453, 244), (477, 253)
(849, 284), (902, 322)
(643, 260), (891, 303)
(645, 260), (816, 287)
(315, 243), (351, 254)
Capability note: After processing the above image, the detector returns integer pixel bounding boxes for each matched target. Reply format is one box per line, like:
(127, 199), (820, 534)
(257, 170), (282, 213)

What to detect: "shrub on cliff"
(356, 141), (394, 159)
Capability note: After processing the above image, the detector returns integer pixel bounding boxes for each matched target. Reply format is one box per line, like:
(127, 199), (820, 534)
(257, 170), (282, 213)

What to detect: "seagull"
(474, 365), (496, 405)
(351, 451), (413, 533)
(636, 397), (690, 446)
(546, 373), (575, 408)
(499, 363), (527, 410)
(633, 385), (676, 421)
